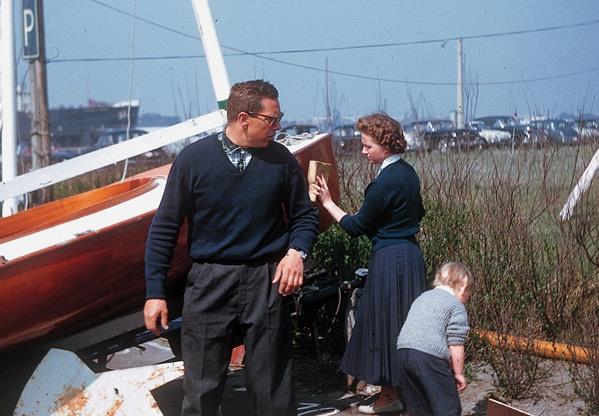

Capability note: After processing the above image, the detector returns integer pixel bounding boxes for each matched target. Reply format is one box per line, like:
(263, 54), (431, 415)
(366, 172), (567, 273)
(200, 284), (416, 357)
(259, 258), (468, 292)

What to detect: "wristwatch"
(289, 247), (308, 260)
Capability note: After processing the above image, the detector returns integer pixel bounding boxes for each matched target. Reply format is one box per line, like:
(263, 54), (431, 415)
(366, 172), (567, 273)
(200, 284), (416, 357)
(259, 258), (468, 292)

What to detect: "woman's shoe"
(358, 399), (403, 414)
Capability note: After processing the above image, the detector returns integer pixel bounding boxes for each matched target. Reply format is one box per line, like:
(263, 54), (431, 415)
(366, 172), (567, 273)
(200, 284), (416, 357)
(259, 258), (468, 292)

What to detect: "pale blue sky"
(19, 0), (599, 123)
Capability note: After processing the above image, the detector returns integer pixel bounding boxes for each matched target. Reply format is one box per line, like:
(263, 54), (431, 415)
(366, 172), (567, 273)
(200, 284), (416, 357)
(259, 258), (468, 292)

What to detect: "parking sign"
(22, 0), (39, 59)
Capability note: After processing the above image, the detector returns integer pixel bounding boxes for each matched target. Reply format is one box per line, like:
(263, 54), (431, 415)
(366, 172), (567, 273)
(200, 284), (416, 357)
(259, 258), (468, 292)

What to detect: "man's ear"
(238, 112), (250, 125)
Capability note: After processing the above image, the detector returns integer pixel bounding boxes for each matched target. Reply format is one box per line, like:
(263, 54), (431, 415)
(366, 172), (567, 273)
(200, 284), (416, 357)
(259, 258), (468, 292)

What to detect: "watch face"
(291, 248), (307, 260)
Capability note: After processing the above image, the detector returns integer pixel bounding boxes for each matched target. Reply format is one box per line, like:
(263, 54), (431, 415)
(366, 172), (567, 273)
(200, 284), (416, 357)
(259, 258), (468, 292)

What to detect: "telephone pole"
(456, 38), (465, 129)
(25, 0), (52, 203)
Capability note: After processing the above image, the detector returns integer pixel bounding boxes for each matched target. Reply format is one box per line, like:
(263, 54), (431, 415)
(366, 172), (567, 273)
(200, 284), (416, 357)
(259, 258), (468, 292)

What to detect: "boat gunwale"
(0, 177), (159, 244)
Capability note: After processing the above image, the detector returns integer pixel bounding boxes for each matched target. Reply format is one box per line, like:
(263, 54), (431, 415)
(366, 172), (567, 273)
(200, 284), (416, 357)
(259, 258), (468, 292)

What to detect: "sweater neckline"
(435, 285), (457, 297)
(214, 136), (255, 175)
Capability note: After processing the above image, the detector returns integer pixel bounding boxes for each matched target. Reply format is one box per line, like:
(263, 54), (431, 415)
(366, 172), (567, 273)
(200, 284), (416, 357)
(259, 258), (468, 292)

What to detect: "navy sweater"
(145, 134), (319, 298)
(339, 159), (425, 251)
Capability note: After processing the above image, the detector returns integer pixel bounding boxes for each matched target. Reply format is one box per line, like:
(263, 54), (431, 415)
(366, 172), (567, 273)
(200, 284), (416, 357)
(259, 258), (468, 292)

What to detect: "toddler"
(396, 261), (473, 416)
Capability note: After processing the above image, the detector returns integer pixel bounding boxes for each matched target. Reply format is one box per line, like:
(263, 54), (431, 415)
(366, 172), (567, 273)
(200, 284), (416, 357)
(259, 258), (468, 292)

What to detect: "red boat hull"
(0, 134), (339, 351)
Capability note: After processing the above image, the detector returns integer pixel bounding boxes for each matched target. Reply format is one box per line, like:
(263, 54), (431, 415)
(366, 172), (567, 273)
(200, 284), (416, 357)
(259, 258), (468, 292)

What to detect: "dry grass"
(329, 142), (599, 409)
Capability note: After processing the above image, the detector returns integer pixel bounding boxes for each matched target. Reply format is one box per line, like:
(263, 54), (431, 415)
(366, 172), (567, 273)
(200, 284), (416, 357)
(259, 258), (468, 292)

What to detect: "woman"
(312, 113), (427, 414)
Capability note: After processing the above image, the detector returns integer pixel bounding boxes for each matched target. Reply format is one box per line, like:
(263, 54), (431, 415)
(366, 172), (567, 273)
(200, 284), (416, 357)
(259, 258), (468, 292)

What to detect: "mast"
(1, 0), (19, 216)
(190, 0), (230, 114)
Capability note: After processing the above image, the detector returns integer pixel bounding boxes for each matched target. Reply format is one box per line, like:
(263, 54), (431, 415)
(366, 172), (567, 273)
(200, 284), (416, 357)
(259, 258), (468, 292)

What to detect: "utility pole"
(26, 0), (52, 203)
(324, 58), (332, 131)
(456, 38), (465, 129)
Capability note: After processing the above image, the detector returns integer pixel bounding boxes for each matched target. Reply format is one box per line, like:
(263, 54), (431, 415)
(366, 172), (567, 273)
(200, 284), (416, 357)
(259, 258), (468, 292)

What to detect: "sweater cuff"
(145, 278), (167, 299)
(447, 333), (468, 345)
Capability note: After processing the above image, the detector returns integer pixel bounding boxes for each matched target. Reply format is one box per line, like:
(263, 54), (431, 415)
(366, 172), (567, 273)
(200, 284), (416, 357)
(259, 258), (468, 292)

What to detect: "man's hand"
(273, 249), (304, 295)
(144, 298), (169, 336)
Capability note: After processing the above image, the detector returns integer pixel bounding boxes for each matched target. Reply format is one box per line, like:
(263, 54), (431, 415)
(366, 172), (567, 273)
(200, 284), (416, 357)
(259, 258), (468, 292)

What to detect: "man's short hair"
(226, 80), (279, 123)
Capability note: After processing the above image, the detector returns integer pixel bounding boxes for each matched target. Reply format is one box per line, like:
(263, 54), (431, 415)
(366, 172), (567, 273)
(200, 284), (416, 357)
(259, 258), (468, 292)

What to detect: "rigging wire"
(82, 0), (599, 87)
(121, 0), (137, 181)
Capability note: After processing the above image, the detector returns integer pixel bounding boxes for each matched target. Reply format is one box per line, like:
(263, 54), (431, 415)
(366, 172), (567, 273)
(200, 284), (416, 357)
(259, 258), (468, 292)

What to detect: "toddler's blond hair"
(432, 261), (473, 289)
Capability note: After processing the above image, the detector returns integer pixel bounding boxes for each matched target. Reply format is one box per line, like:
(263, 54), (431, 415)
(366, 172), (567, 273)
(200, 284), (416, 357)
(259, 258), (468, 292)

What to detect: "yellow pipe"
(474, 329), (594, 365)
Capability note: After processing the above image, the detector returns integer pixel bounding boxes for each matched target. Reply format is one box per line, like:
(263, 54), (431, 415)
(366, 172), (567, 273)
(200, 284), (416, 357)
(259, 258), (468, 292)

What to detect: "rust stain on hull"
(53, 385), (89, 415)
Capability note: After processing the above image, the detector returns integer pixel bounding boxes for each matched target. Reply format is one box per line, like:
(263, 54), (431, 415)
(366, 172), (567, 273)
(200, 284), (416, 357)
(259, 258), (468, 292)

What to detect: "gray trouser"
(397, 348), (461, 416)
(181, 262), (295, 416)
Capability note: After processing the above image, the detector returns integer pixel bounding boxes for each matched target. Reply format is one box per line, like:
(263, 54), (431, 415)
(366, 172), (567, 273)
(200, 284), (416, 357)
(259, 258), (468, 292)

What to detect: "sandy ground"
(461, 362), (586, 415)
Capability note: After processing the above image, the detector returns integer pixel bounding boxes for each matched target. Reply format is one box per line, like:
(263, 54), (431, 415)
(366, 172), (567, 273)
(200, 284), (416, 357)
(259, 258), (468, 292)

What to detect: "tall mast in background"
(1, 0), (19, 216)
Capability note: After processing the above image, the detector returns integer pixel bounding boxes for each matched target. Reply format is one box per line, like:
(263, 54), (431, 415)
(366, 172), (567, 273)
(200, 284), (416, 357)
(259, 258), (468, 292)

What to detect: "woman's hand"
(310, 174), (347, 223)
(311, 175), (332, 205)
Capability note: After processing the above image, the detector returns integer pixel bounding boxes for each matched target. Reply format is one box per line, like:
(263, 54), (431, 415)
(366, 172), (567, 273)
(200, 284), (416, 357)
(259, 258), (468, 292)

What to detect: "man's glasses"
(246, 111), (284, 127)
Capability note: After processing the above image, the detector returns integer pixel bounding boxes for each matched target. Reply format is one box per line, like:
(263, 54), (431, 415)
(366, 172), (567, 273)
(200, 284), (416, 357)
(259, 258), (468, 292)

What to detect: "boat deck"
(0, 178), (166, 261)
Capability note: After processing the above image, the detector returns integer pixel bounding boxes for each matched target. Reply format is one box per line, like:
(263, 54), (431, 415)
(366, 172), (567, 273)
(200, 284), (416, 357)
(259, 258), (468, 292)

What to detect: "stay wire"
(121, 0), (137, 182)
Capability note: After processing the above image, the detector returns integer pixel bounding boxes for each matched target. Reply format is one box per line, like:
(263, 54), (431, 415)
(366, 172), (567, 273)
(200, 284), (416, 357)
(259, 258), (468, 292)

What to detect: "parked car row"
(330, 114), (598, 155)
(522, 119), (579, 147)
(575, 118), (599, 141)
(404, 119), (488, 152)
(469, 116), (528, 147)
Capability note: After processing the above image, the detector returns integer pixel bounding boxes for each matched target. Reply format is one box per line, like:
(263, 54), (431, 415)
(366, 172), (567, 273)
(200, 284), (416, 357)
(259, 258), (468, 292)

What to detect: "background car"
(87, 128), (167, 161)
(404, 119), (487, 152)
(403, 123), (427, 152)
(576, 118), (599, 142)
(332, 123), (361, 152)
(470, 116), (527, 147)
(524, 119), (579, 146)
(16, 142), (78, 164)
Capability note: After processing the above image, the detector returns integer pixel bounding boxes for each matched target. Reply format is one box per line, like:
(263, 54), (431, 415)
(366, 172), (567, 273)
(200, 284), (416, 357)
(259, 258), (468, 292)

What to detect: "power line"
(88, 0), (599, 54)
(48, 54), (599, 86)
(81, 0), (599, 86)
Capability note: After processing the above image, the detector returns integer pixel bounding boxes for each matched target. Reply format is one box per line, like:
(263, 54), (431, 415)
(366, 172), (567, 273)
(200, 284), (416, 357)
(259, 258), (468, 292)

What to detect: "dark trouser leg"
(401, 349), (461, 416)
(240, 263), (296, 416)
(180, 263), (239, 416)
(397, 349), (433, 416)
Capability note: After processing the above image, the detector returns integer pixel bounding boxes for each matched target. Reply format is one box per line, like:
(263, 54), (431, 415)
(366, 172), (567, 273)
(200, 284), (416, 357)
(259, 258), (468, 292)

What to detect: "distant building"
(137, 112), (181, 127)
(16, 100), (140, 148)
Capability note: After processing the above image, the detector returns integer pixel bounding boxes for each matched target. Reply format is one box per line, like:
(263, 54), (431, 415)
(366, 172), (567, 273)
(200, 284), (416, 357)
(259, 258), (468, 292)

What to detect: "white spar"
(191, 0), (231, 110)
(560, 146), (599, 220)
(0, 110), (225, 201)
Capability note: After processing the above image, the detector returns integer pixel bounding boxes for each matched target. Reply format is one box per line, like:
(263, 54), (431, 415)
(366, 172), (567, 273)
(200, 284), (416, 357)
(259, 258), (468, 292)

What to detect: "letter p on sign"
(22, 0), (39, 59)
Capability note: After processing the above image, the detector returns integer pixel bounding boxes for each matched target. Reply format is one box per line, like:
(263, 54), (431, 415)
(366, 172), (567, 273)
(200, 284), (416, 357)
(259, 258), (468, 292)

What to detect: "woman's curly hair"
(356, 113), (406, 154)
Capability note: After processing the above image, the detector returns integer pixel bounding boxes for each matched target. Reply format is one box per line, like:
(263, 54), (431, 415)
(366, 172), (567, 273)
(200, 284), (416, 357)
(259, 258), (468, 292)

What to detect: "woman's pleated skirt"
(340, 240), (427, 386)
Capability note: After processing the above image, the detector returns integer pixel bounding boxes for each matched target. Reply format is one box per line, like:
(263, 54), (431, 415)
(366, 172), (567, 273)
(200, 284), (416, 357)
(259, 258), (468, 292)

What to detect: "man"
(144, 80), (319, 416)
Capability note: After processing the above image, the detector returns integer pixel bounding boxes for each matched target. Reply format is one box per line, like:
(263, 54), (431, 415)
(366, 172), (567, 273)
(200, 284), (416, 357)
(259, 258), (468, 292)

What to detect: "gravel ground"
(294, 349), (590, 416)
(3, 339), (590, 416)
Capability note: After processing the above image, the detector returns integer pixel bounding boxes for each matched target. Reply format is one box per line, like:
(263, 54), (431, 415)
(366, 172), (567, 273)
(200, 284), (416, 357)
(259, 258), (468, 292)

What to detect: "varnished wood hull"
(0, 134), (339, 351)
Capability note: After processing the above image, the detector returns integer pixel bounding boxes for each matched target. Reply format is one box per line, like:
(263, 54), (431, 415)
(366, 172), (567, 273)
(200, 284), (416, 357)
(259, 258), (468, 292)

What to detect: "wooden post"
(28, 0), (52, 203)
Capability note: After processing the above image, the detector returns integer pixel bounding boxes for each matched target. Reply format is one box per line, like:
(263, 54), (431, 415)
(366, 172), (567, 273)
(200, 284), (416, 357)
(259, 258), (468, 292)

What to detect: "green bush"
(311, 224), (371, 281)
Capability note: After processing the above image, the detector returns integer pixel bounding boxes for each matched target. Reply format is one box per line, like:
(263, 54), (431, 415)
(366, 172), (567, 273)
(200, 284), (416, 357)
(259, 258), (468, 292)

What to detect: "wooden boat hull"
(0, 134), (339, 351)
